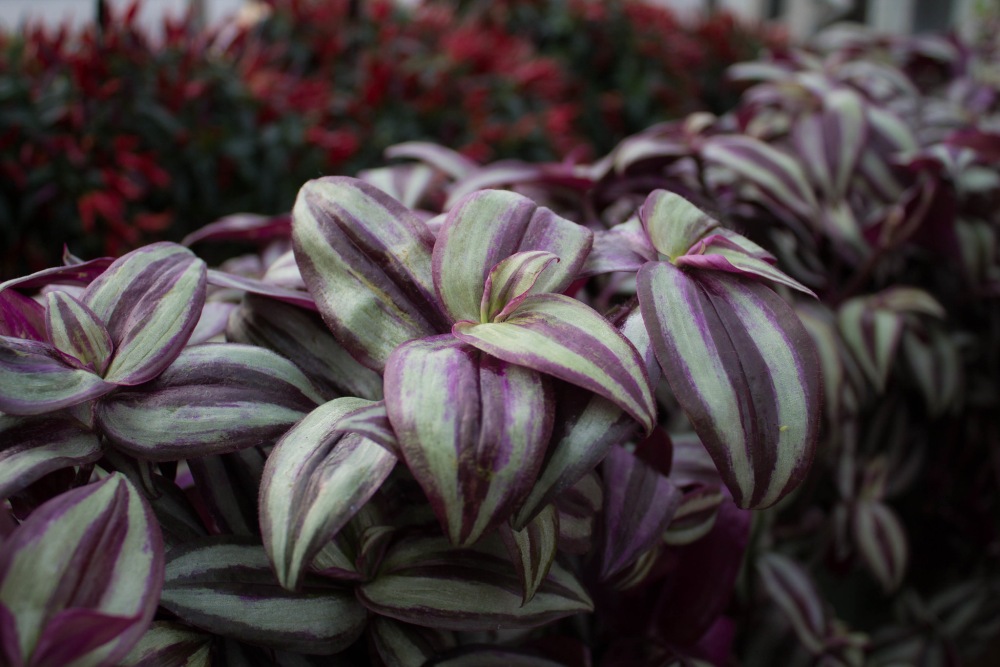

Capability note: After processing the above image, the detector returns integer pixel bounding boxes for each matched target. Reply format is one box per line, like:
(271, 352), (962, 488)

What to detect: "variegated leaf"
(453, 294), (655, 433)
(640, 189), (721, 261)
(120, 622), (213, 667)
(433, 190), (592, 323)
(582, 218), (657, 277)
(358, 535), (592, 630)
(369, 616), (456, 667)
(553, 472), (603, 555)
(0, 473), (163, 666)
(82, 243), (207, 386)
(384, 336), (554, 546)
(792, 88), (867, 201)
(227, 294), (383, 401)
(677, 237), (816, 296)
(181, 212), (291, 246)
(205, 270), (317, 312)
(901, 325), (960, 417)
(599, 446), (681, 581)
(663, 484), (725, 546)
(187, 448), (266, 538)
(359, 164), (439, 210)
(513, 386), (633, 530)
(160, 537), (366, 655)
(638, 263), (821, 509)
(0, 336), (114, 415)
(0, 411), (101, 500)
(97, 344), (321, 460)
(499, 504), (559, 604)
(756, 552), (829, 654)
(385, 141), (479, 180)
(44, 290), (113, 374)
(481, 251), (560, 323)
(837, 297), (903, 393)
(261, 398), (398, 591)
(292, 176), (445, 371)
(852, 500), (907, 593)
(701, 135), (819, 224)
(0, 256), (113, 293)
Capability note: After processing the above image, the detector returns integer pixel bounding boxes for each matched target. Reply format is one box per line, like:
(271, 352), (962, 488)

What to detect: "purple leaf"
(187, 448), (265, 538)
(385, 141), (480, 179)
(663, 484), (726, 546)
(599, 446), (682, 581)
(0, 289), (46, 341)
(582, 217), (657, 277)
(206, 270), (317, 312)
(160, 537), (366, 655)
(638, 263), (822, 509)
(97, 344), (321, 461)
(182, 213), (291, 246)
(0, 412), (101, 500)
(44, 290), (113, 374)
(791, 88), (868, 201)
(357, 535), (592, 631)
(453, 294), (655, 433)
(0, 256), (114, 293)
(433, 190), (592, 323)
(359, 163), (441, 211)
(292, 176), (445, 371)
(260, 398), (398, 591)
(82, 243), (207, 386)
(384, 335), (554, 546)
(0, 336), (114, 415)
(0, 473), (163, 666)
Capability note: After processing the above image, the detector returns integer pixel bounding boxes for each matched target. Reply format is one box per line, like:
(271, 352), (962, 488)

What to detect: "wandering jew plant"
(1, 21), (998, 666)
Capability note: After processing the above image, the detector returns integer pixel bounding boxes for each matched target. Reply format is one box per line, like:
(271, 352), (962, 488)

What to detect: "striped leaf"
(358, 535), (592, 630)
(701, 135), (819, 224)
(0, 411), (101, 500)
(181, 212), (291, 246)
(0, 474), (163, 666)
(120, 622), (213, 667)
(756, 552), (829, 654)
(852, 500), (908, 593)
(359, 164), (439, 210)
(582, 218), (656, 277)
(513, 306), (656, 529)
(599, 446), (681, 581)
(640, 189), (721, 260)
(638, 262), (821, 509)
(97, 344), (321, 461)
(369, 616), (456, 667)
(260, 398), (398, 591)
(82, 243), (207, 386)
(513, 386), (633, 530)
(433, 190), (592, 323)
(481, 251), (560, 323)
(385, 141), (479, 180)
(677, 237), (816, 296)
(901, 325), (960, 417)
(792, 88), (867, 200)
(227, 294), (383, 401)
(0, 288), (46, 341)
(44, 290), (113, 374)
(206, 270), (317, 312)
(160, 537), (366, 655)
(499, 504), (559, 604)
(384, 336), (554, 546)
(553, 472), (603, 555)
(292, 176), (445, 371)
(837, 298), (904, 394)
(663, 484), (725, 546)
(453, 294), (655, 433)
(0, 336), (114, 415)
(187, 449), (265, 538)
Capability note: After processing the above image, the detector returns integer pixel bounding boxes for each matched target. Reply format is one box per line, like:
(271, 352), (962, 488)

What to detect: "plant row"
(0, 0), (776, 277)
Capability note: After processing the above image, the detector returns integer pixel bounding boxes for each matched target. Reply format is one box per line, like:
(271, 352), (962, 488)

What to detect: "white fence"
(0, 0), (987, 39)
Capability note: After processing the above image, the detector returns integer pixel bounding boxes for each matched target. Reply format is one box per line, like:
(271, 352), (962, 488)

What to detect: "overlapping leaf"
(82, 242), (207, 386)
(260, 397), (398, 591)
(0, 411), (100, 500)
(0, 336), (115, 415)
(385, 336), (554, 546)
(0, 474), (163, 666)
(358, 535), (592, 631)
(97, 344), (322, 460)
(160, 537), (366, 655)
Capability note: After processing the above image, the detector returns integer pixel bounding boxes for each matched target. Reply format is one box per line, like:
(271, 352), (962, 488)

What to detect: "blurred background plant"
(0, 0), (778, 277)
